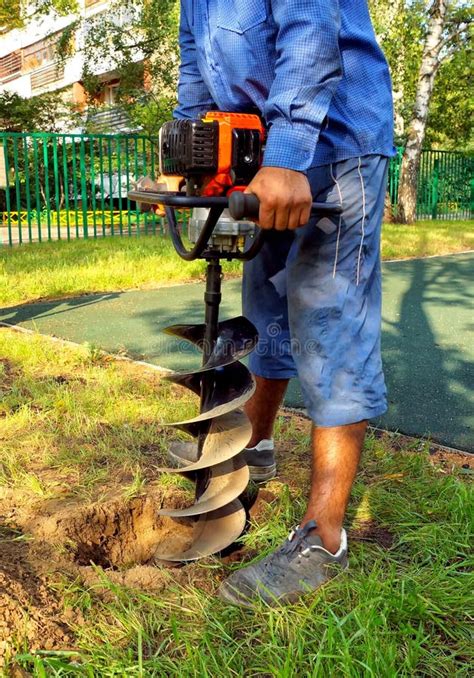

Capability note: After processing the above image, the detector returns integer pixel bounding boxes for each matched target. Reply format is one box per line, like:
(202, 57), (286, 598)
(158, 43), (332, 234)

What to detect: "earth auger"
(128, 112), (340, 562)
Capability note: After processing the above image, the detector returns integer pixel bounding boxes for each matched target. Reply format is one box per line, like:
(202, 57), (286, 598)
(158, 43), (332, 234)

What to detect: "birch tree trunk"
(398, 0), (448, 223)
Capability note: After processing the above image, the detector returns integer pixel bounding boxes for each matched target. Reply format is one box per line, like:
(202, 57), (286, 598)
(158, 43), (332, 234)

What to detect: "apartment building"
(0, 0), (141, 131)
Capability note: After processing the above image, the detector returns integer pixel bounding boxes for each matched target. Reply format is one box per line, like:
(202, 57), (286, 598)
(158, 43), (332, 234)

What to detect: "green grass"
(1, 220), (472, 307)
(382, 219), (473, 261)
(1, 328), (472, 676)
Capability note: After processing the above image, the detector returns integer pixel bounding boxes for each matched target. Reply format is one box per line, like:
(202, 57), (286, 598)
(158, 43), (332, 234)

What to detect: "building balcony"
(0, 51), (22, 83)
(30, 63), (65, 92)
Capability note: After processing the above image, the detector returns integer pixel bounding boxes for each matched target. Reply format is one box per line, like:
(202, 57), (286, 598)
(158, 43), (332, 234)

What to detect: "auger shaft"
(152, 206), (261, 561)
(197, 258), (223, 498)
(201, 259), (222, 412)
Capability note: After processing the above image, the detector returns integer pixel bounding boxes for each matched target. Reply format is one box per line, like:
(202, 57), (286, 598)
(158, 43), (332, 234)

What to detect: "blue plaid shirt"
(174, 0), (395, 170)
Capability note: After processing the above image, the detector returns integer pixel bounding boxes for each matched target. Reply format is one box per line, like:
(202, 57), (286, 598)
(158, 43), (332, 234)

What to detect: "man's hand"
(245, 167), (312, 230)
(154, 175), (183, 217)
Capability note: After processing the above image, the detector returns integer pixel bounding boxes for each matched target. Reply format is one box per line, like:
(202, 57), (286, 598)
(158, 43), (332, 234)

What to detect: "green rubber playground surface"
(1, 252), (473, 452)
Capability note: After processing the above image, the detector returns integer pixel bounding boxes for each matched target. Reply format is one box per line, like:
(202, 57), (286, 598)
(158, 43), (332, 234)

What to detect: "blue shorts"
(242, 155), (388, 427)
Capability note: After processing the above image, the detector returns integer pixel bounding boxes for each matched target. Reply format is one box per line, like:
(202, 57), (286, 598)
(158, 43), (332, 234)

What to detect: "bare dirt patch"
(0, 524), (75, 667)
(0, 490), (206, 667)
(348, 520), (395, 549)
(371, 428), (473, 473)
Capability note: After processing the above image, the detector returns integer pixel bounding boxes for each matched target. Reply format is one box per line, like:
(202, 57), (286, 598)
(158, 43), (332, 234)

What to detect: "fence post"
(79, 135), (89, 239)
(2, 136), (13, 246)
(431, 158), (439, 220)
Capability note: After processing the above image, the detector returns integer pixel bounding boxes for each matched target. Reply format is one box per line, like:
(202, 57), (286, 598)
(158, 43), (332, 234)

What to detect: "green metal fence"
(388, 148), (473, 220)
(0, 131), (166, 246)
(0, 132), (472, 246)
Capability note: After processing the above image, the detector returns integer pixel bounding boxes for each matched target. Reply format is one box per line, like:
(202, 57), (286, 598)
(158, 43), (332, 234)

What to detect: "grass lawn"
(1, 219), (472, 307)
(0, 327), (472, 676)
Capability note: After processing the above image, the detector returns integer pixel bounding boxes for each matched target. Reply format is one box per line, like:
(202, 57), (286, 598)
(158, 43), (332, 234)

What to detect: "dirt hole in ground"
(38, 495), (194, 569)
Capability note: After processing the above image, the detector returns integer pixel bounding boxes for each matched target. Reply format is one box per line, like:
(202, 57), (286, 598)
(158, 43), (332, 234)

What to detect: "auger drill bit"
(155, 260), (258, 562)
(130, 150), (341, 564)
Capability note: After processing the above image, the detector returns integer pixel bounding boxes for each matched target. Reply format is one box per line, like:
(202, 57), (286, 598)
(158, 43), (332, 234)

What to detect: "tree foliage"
(427, 40), (473, 149)
(369, 0), (473, 148)
(3, 0), (472, 150)
(0, 0), (77, 32)
(395, 0), (473, 222)
(0, 91), (78, 132)
(76, 0), (471, 147)
(59, 0), (180, 135)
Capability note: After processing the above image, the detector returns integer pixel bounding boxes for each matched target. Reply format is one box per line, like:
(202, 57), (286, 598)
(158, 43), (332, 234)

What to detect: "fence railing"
(388, 148), (473, 220)
(0, 131), (165, 246)
(0, 132), (472, 246)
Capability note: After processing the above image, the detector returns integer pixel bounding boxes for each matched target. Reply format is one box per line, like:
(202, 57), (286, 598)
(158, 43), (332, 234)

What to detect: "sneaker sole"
(247, 464), (277, 483)
(218, 582), (255, 609)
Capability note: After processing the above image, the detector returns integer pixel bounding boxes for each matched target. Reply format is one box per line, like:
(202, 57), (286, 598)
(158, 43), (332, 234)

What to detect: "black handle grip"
(228, 192), (342, 221)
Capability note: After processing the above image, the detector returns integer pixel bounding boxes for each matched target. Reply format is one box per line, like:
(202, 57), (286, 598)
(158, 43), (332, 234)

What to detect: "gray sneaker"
(168, 439), (276, 483)
(218, 521), (348, 607)
(243, 439), (276, 483)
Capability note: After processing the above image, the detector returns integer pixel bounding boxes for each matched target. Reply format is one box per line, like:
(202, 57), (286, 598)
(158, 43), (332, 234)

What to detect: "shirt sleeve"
(262, 0), (343, 171)
(173, 1), (216, 119)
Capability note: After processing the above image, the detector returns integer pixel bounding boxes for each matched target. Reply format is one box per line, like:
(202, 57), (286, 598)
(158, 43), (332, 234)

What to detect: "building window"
(0, 51), (22, 81)
(103, 82), (120, 106)
(22, 33), (67, 72)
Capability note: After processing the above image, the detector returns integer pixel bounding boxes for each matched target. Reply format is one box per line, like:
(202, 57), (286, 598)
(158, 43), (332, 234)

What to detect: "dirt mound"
(0, 491), (200, 668)
(0, 526), (75, 667)
(32, 494), (194, 569)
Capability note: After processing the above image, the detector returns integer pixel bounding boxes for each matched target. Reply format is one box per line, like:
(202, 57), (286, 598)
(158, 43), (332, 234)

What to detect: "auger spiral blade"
(166, 360), (255, 409)
(157, 312), (258, 562)
(159, 409), (252, 472)
(158, 456), (249, 517)
(163, 316), (258, 371)
(165, 362), (256, 426)
(154, 499), (247, 562)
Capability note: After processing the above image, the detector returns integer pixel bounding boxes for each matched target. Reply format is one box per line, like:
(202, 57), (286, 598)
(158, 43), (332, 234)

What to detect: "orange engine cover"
(159, 112), (265, 197)
(201, 112), (265, 196)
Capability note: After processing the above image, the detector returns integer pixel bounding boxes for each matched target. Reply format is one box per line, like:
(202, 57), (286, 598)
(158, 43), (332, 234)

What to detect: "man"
(174, 0), (394, 606)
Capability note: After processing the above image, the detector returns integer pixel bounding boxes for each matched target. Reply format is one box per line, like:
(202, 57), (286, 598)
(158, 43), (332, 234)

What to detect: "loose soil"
(0, 474), (279, 668)
(0, 487), (209, 668)
(0, 525), (74, 665)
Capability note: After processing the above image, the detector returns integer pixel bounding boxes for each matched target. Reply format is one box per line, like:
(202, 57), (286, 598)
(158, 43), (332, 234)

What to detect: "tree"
(0, 91), (78, 132)
(0, 0), (77, 32)
(369, 0), (426, 142)
(425, 43), (473, 149)
(396, 0), (472, 223)
(58, 0), (180, 135)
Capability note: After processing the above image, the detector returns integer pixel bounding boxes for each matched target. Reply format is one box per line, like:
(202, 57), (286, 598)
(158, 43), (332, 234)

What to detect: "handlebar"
(127, 188), (342, 261)
(127, 190), (341, 220)
(228, 192), (341, 221)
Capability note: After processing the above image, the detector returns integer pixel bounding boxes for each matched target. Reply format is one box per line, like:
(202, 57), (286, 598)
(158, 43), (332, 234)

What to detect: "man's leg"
(301, 421), (367, 553)
(219, 156), (388, 606)
(247, 377), (366, 553)
(245, 375), (289, 447)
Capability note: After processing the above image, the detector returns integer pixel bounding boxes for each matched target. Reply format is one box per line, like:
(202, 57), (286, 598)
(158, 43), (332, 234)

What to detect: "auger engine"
(128, 112), (340, 562)
(160, 112), (265, 255)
